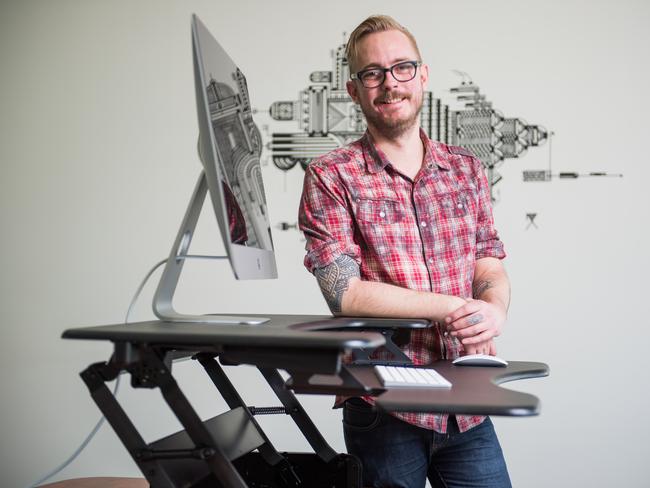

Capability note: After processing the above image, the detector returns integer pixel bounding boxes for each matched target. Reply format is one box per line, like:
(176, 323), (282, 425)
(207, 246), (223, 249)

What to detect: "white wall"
(2, 0), (649, 486)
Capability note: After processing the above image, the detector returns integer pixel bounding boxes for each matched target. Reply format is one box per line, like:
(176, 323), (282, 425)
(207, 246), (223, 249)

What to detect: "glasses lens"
(356, 62), (419, 87)
(360, 68), (384, 87)
(392, 62), (417, 81)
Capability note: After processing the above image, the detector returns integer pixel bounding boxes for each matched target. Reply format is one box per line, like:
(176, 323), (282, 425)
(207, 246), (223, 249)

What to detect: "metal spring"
(247, 406), (290, 416)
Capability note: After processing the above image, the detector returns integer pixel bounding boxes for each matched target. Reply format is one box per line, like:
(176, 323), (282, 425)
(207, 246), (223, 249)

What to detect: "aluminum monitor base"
(152, 172), (269, 325)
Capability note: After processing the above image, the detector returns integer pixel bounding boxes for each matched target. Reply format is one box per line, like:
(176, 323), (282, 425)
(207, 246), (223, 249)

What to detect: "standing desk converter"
(62, 315), (548, 488)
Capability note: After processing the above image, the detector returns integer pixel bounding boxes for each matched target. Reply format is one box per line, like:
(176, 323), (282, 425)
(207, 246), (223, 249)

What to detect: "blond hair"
(345, 15), (422, 73)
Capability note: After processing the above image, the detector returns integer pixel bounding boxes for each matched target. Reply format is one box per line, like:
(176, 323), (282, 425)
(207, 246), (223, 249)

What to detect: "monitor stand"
(152, 171), (269, 324)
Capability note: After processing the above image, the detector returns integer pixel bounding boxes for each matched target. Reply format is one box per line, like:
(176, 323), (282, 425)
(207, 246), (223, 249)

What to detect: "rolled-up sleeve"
(473, 158), (506, 260)
(298, 163), (361, 273)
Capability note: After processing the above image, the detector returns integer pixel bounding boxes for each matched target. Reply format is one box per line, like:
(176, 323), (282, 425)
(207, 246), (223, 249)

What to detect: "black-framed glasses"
(350, 60), (422, 88)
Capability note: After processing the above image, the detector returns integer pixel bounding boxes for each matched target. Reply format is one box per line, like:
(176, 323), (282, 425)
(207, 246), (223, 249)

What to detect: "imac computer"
(152, 15), (277, 324)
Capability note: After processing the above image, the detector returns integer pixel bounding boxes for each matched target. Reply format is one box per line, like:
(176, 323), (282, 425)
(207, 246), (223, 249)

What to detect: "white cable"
(26, 258), (169, 488)
(124, 258), (168, 323)
(26, 395), (116, 488)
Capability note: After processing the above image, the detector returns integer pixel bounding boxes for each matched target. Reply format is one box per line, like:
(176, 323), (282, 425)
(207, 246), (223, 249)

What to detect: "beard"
(361, 90), (423, 139)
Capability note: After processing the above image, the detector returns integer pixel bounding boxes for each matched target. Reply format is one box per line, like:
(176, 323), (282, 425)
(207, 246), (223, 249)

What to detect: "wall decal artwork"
(522, 131), (622, 185)
(266, 44), (548, 202)
(525, 212), (539, 230)
(263, 43), (622, 231)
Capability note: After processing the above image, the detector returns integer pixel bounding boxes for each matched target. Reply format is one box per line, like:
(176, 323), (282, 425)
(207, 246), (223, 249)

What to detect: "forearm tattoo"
(472, 279), (493, 300)
(315, 255), (360, 313)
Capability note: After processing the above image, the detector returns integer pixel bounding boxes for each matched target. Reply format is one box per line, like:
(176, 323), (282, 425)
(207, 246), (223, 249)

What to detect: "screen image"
(203, 70), (271, 250)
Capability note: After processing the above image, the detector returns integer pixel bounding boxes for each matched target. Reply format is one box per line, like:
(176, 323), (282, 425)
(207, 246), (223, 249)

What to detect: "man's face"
(346, 29), (428, 139)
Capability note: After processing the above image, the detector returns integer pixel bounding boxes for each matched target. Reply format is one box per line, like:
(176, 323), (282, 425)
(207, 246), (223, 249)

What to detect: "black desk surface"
(62, 315), (548, 416)
(61, 315), (389, 350)
(347, 361), (549, 416)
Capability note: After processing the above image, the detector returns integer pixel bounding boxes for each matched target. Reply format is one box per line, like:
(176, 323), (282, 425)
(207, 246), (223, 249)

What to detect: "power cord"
(26, 258), (168, 488)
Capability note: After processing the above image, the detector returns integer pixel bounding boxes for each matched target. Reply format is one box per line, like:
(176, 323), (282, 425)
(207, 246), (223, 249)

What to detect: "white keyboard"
(374, 365), (452, 389)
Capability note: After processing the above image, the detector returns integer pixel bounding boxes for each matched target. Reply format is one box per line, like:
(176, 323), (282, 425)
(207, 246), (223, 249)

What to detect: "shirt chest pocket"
(438, 189), (476, 219)
(355, 199), (405, 224)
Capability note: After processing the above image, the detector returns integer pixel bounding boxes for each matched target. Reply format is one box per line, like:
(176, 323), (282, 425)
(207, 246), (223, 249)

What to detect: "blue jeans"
(343, 398), (511, 488)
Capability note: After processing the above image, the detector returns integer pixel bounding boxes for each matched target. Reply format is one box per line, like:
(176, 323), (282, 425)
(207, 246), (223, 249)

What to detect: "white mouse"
(452, 354), (508, 367)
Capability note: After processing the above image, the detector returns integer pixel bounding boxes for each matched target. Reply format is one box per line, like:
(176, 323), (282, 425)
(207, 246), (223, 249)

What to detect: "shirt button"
(421, 221), (427, 227)
(379, 211), (386, 218)
(457, 203), (463, 209)
(428, 257), (434, 263)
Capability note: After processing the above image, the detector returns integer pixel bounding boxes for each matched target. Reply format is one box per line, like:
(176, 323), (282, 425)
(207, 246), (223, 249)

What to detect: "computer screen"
(192, 14), (277, 280)
(152, 16), (277, 323)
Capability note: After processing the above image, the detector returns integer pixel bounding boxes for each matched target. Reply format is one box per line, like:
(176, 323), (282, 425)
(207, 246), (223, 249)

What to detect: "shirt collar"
(361, 131), (389, 174)
(361, 129), (451, 174)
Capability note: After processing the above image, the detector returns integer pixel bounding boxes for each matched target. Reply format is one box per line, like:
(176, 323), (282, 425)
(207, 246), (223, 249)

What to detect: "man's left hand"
(445, 299), (506, 345)
(462, 338), (497, 356)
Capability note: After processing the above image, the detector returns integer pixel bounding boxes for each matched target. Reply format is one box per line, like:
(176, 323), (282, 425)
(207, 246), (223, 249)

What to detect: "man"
(299, 15), (512, 488)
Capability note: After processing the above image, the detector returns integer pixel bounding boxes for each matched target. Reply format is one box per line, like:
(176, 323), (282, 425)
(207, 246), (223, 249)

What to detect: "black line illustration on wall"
(266, 44), (548, 202)
(522, 131), (622, 185)
(263, 43), (622, 232)
(521, 131), (623, 229)
(525, 213), (539, 230)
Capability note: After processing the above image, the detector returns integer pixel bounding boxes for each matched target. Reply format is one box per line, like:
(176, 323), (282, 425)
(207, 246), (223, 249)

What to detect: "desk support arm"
(259, 367), (338, 463)
(146, 351), (249, 488)
(197, 354), (302, 488)
(82, 349), (250, 488)
(80, 362), (178, 488)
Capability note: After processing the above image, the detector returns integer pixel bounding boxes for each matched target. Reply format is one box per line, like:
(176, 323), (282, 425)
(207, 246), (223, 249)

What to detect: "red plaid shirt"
(299, 129), (506, 433)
